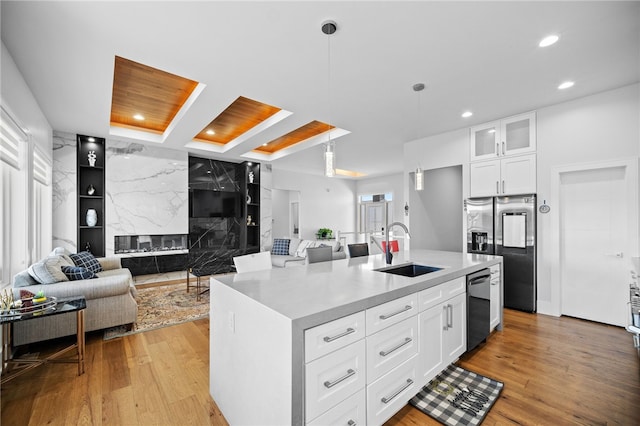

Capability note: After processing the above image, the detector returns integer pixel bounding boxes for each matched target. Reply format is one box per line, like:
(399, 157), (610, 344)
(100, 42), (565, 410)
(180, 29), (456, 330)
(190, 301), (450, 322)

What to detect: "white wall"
(272, 189), (291, 238)
(403, 83), (640, 318)
(272, 169), (357, 241)
(356, 172), (405, 224)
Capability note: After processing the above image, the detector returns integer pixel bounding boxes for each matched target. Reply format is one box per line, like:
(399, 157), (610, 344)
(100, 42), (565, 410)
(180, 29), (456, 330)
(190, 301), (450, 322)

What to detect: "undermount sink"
(375, 263), (443, 277)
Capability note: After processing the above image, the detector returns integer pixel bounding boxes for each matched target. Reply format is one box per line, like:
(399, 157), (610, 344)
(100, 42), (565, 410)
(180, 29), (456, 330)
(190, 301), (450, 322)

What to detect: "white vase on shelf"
(86, 209), (98, 227)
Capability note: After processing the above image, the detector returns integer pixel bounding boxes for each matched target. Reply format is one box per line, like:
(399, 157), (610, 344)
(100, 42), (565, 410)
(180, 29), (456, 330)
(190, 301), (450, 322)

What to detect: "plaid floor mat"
(410, 364), (503, 425)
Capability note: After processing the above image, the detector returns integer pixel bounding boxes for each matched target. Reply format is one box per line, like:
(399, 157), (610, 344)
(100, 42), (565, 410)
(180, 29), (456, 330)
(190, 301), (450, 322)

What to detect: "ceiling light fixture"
(539, 35), (559, 47)
(133, 114), (144, 121)
(322, 20), (337, 178)
(413, 83), (425, 191)
(462, 111), (473, 118)
(206, 129), (215, 135)
(558, 81), (575, 90)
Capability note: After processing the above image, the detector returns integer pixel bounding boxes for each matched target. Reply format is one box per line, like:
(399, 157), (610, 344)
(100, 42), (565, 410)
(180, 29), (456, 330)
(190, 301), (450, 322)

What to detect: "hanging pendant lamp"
(413, 83), (425, 191)
(323, 20), (337, 177)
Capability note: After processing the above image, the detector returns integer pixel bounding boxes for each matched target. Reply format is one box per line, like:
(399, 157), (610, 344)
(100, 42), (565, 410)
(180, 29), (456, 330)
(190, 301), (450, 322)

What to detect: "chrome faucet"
(385, 221), (411, 264)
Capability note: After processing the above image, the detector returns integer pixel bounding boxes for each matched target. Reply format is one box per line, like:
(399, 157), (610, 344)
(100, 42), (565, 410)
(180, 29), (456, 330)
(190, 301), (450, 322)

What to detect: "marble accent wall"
(106, 141), (188, 255)
(52, 131), (77, 252)
(261, 164), (273, 250)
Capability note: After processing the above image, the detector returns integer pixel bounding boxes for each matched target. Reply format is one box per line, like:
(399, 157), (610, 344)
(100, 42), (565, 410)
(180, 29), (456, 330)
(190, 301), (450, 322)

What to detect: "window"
(358, 193), (393, 235)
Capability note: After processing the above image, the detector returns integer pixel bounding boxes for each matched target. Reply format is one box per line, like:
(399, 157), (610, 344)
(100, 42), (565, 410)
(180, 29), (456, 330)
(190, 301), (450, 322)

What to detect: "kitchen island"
(210, 249), (502, 425)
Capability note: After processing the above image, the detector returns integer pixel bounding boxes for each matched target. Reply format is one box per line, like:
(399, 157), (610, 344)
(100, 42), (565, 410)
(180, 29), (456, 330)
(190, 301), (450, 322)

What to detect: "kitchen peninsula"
(210, 250), (502, 425)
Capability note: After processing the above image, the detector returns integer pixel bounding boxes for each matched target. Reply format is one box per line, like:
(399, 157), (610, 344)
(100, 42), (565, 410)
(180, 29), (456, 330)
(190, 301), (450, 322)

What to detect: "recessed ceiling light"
(87, 137), (95, 142)
(133, 114), (145, 121)
(462, 111), (473, 118)
(539, 35), (559, 47)
(206, 129), (215, 135)
(558, 81), (575, 90)
(262, 143), (268, 146)
(488, 129), (496, 134)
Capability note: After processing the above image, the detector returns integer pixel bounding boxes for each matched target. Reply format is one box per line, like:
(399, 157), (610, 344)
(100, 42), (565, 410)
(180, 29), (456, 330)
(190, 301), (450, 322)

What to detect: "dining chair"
(233, 251), (273, 273)
(306, 246), (333, 264)
(347, 243), (369, 258)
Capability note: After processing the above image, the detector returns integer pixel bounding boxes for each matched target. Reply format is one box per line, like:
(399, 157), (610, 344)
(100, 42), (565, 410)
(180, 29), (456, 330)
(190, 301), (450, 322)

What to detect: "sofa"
(11, 248), (138, 346)
(268, 237), (346, 268)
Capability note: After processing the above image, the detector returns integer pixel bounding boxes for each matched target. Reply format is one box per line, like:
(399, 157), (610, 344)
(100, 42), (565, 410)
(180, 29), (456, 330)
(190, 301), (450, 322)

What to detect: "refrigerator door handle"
(496, 181), (499, 194)
(502, 180), (505, 193)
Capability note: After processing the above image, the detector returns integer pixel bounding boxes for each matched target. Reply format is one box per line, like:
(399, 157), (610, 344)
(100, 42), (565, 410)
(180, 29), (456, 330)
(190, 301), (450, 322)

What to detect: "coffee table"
(1, 296), (86, 384)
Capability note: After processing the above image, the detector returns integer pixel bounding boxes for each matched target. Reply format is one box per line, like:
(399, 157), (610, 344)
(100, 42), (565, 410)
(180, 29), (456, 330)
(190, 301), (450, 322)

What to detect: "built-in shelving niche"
(77, 134), (106, 257)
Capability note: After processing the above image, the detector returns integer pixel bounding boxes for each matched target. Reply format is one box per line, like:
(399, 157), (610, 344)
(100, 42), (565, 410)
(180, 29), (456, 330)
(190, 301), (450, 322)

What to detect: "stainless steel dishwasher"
(467, 268), (491, 351)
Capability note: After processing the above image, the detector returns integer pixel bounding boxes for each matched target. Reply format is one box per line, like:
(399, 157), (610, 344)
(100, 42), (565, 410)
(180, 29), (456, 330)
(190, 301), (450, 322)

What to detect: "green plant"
(317, 227), (333, 238)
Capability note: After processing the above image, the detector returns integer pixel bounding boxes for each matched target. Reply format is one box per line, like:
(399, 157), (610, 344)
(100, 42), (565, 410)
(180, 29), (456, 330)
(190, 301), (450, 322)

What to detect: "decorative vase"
(247, 215), (252, 225)
(248, 171), (254, 183)
(247, 194), (252, 204)
(87, 184), (96, 196)
(88, 150), (97, 167)
(86, 209), (98, 227)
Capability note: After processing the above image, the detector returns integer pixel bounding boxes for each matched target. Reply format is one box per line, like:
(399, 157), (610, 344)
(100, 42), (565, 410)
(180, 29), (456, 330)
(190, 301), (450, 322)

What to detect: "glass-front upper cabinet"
(470, 111), (536, 161)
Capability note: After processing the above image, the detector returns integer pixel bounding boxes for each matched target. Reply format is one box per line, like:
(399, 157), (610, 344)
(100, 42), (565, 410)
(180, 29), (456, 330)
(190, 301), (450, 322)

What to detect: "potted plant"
(317, 228), (333, 239)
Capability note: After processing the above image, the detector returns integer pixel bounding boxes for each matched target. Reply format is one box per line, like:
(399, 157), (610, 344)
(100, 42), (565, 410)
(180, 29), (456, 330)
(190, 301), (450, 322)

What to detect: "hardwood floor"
(2, 310), (638, 425)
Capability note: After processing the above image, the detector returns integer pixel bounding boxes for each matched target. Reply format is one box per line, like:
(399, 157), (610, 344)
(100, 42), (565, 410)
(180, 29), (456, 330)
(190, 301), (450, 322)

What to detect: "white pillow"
(289, 237), (301, 256)
(295, 240), (316, 258)
(28, 255), (71, 284)
(321, 240), (341, 252)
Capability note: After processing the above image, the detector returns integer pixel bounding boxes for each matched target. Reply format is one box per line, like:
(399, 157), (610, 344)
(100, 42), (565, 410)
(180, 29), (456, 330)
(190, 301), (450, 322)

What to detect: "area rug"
(103, 282), (209, 340)
(410, 364), (503, 425)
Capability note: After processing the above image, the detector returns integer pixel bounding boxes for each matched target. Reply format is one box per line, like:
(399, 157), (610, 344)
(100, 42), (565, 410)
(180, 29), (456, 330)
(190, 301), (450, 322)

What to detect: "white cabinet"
(489, 264), (501, 331)
(470, 112), (536, 161)
(307, 388), (366, 426)
(469, 153), (536, 197)
(417, 278), (467, 384)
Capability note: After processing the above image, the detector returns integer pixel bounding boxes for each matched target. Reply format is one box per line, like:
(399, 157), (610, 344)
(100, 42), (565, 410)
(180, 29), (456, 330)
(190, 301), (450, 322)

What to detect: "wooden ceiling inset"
(194, 96), (282, 145)
(110, 56), (199, 133)
(253, 121), (334, 154)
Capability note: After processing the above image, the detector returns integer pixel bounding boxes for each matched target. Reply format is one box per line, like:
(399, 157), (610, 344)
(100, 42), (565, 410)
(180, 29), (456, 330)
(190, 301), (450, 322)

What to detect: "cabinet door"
(490, 275), (500, 331)
(443, 293), (466, 364)
(501, 112), (536, 156)
(469, 160), (500, 197)
(500, 154), (536, 195)
(470, 121), (500, 161)
(417, 304), (445, 384)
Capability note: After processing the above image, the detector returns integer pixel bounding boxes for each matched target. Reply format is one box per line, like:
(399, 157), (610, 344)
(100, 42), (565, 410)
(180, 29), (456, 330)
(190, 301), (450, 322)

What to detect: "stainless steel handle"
(502, 180), (505, 193)
(323, 327), (355, 343)
(379, 305), (412, 320)
(379, 337), (412, 357)
(496, 181), (499, 194)
(381, 378), (414, 404)
(347, 421), (356, 426)
(324, 368), (355, 389)
(443, 305), (448, 331)
(447, 304), (453, 328)
(502, 141), (505, 155)
(496, 143), (499, 156)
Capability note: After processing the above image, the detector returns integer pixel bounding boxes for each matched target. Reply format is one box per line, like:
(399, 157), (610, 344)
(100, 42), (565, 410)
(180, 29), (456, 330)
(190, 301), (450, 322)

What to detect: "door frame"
(547, 157), (639, 317)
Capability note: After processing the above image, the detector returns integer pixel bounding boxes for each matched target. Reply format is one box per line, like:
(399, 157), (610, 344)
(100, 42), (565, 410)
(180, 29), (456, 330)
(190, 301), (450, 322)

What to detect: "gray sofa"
(268, 237), (346, 268)
(11, 254), (138, 346)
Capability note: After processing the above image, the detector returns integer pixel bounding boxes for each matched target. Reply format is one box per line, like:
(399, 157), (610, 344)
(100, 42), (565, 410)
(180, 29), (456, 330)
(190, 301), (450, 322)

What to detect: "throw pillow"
(70, 251), (103, 273)
(288, 237), (301, 256)
(272, 238), (291, 256)
(50, 246), (74, 266)
(27, 255), (70, 284)
(61, 265), (96, 280)
(13, 270), (39, 287)
(295, 240), (316, 258)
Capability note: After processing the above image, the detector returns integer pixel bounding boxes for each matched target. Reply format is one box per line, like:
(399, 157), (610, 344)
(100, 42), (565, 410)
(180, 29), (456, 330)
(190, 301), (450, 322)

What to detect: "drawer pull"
(347, 421), (356, 426)
(379, 337), (412, 357)
(323, 327), (356, 343)
(379, 305), (412, 320)
(324, 368), (355, 389)
(381, 378), (414, 404)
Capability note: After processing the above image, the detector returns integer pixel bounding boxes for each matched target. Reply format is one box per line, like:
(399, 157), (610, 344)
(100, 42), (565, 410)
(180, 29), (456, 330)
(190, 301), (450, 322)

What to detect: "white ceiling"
(2, 1), (639, 178)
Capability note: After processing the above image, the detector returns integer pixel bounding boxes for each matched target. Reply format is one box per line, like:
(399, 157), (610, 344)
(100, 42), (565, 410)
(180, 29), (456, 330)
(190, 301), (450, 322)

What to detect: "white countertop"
(212, 249), (500, 329)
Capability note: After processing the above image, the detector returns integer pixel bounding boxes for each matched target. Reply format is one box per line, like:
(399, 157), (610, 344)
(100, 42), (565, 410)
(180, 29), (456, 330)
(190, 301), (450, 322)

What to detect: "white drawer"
(305, 311), (366, 363)
(307, 388), (366, 426)
(366, 316), (418, 383)
(418, 277), (466, 312)
(366, 293), (418, 335)
(366, 354), (419, 426)
(305, 339), (366, 421)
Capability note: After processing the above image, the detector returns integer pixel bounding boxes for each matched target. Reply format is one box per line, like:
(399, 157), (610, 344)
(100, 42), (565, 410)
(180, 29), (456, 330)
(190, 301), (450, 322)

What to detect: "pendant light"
(413, 83), (425, 191)
(322, 20), (337, 177)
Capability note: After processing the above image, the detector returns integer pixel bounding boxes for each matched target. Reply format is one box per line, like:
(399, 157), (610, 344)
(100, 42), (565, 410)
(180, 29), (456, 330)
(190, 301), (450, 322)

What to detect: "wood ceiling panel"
(253, 121), (334, 154)
(194, 96), (281, 145)
(111, 56), (198, 132)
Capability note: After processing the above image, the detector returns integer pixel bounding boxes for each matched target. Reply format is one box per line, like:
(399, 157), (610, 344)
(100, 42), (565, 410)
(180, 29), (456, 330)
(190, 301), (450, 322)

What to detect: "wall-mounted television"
(190, 189), (241, 218)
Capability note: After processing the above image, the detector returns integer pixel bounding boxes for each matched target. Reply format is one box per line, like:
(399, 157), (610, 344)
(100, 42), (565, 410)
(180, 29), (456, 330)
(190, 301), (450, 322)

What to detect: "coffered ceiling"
(1, 1), (639, 178)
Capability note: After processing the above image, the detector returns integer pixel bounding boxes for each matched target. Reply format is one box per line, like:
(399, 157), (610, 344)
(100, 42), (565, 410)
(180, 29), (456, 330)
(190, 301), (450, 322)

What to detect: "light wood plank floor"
(2, 310), (638, 425)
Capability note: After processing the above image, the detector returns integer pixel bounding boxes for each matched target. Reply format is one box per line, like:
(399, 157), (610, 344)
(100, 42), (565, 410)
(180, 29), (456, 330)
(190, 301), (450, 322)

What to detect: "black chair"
(307, 246), (333, 264)
(348, 243), (369, 258)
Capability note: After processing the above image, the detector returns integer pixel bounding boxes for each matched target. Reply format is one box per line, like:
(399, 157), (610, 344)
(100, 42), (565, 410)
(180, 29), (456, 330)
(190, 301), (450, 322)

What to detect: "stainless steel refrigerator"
(466, 194), (537, 312)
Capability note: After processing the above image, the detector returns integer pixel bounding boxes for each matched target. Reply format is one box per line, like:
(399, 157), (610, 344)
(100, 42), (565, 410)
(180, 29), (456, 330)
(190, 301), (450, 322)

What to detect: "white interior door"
(559, 165), (630, 326)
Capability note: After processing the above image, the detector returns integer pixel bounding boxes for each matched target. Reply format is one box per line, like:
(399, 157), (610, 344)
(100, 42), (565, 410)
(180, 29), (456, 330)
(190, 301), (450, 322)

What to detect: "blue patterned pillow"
(69, 251), (103, 273)
(61, 265), (96, 280)
(272, 238), (290, 256)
